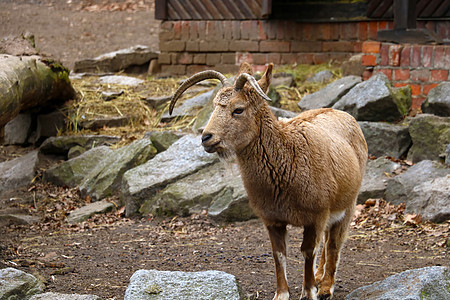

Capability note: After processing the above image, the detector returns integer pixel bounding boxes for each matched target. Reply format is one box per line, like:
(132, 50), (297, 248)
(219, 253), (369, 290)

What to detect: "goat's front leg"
(301, 225), (322, 300)
(267, 224), (289, 300)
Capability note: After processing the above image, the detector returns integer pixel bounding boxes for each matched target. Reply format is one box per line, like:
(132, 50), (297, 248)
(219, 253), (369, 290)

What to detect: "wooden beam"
(394, 0), (416, 29)
(155, 0), (167, 20)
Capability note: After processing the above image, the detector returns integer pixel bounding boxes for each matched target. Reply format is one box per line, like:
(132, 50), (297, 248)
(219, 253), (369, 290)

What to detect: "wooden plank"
(190, 0), (213, 19)
(367, 0), (386, 17)
(420, 0), (445, 17)
(371, 0), (393, 18)
(394, 0), (416, 29)
(432, 0), (450, 17)
(155, 0), (167, 20)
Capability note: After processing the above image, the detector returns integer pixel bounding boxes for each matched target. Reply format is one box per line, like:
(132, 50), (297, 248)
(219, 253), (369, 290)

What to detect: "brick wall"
(362, 41), (450, 109)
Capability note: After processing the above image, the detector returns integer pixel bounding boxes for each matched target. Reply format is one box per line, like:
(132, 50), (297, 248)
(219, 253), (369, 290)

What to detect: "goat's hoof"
(273, 291), (289, 300)
(318, 294), (332, 300)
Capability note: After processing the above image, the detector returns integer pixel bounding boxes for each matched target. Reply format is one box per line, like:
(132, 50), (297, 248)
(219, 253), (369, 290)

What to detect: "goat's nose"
(202, 133), (213, 144)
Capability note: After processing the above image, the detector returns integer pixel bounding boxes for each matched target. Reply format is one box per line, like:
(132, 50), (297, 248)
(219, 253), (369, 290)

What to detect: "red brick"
(410, 84), (421, 96)
(297, 53), (314, 64)
(389, 45), (402, 66)
(223, 21), (233, 40)
(340, 22), (358, 40)
(232, 21), (241, 40)
(312, 53), (332, 64)
(173, 21), (182, 40)
(320, 23), (332, 40)
(400, 46), (411, 66)
(252, 53), (268, 65)
(433, 46), (445, 68)
(189, 21), (199, 40)
(257, 21), (268, 40)
(176, 52), (193, 64)
(185, 41), (199, 52)
(368, 22), (378, 40)
(291, 41), (322, 52)
(423, 83), (439, 95)
(276, 20), (287, 40)
(284, 21), (296, 40)
(393, 82), (408, 88)
(161, 64), (186, 75)
(236, 52), (253, 64)
(411, 69), (430, 82)
(379, 43), (390, 66)
(353, 42), (362, 52)
(362, 54), (377, 66)
(186, 65), (210, 74)
(322, 41), (354, 52)
(229, 40), (259, 52)
(221, 53), (236, 64)
(159, 40), (185, 52)
(411, 46), (421, 68)
(378, 21), (388, 30)
(303, 23), (314, 41)
(445, 47), (450, 69)
(199, 40), (228, 52)
(206, 53), (221, 65)
(411, 96), (426, 109)
(362, 41), (381, 53)
(267, 53), (281, 64)
(394, 68), (410, 81)
(158, 53), (171, 64)
(421, 46), (433, 68)
(206, 21), (217, 41)
(260, 41), (290, 52)
(193, 54), (206, 64)
(197, 21), (206, 40)
(281, 53), (300, 64)
(376, 68), (393, 80)
(240, 20), (258, 40)
(263, 21), (277, 39)
(358, 22), (369, 41)
(330, 23), (340, 40)
(430, 69), (449, 81)
(363, 69), (373, 81)
(181, 21), (190, 40)
(215, 64), (239, 75)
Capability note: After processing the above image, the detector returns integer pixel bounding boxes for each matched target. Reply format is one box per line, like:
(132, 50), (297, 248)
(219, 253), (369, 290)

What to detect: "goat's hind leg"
(317, 210), (353, 299)
(301, 225), (323, 300)
(266, 224), (289, 300)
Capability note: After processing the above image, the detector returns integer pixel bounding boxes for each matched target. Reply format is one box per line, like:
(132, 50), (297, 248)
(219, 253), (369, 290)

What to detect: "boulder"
(98, 75), (144, 86)
(345, 266), (450, 300)
(73, 45), (158, 74)
(40, 135), (120, 156)
(44, 146), (113, 188)
(80, 139), (157, 200)
(0, 267), (42, 300)
(0, 34), (38, 56)
(271, 75), (294, 88)
(0, 150), (39, 195)
(385, 160), (449, 206)
(407, 114), (450, 163)
(341, 54), (365, 77)
(358, 158), (401, 204)
(358, 121), (411, 158)
(30, 110), (66, 144)
(408, 176), (450, 222)
(67, 200), (115, 223)
(140, 162), (255, 221)
(124, 269), (243, 300)
(79, 115), (132, 130)
(298, 76), (361, 111)
(30, 292), (99, 300)
(161, 89), (214, 122)
(332, 73), (411, 122)
(421, 82), (450, 117)
(142, 95), (171, 109)
(0, 213), (40, 226)
(270, 106), (299, 120)
(4, 114), (32, 145)
(122, 135), (218, 216)
(147, 131), (183, 153)
(306, 70), (333, 83)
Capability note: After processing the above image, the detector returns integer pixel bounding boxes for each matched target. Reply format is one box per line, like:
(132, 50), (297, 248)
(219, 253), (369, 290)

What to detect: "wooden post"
(394, 0), (416, 29)
(155, 0), (167, 20)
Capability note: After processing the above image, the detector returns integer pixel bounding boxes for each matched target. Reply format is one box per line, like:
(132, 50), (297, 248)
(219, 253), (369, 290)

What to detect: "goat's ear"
(258, 63), (273, 93)
(237, 62), (254, 76)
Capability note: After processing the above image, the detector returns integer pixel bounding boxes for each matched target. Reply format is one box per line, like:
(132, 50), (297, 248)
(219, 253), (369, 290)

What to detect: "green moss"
(391, 85), (412, 117)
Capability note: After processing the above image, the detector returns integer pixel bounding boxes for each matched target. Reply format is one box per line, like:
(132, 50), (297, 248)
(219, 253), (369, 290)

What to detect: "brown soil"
(0, 1), (449, 299)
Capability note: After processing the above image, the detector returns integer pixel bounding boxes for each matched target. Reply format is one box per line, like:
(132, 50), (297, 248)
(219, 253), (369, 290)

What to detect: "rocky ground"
(0, 1), (449, 299)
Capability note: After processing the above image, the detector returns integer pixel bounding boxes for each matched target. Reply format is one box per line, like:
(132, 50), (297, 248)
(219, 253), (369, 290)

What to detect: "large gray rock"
(4, 114), (32, 145)
(30, 111), (66, 144)
(140, 162), (255, 221)
(306, 70), (333, 83)
(80, 139), (157, 200)
(298, 76), (361, 111)
(407, 114), (450, 163)
(67, 200), (115, 223)
(161, 89), (214, 122)
(44, 146), (113, 187)
(345, 266), (450, 300)
(124, 269), (243, 300)
(0, 150), (39, 195)
(408, 176), (450, 222)
(358, 121), (411, 158)
(40, 135), (120, 156)
(385, 160), (449, 206)
(0, 267), (42, 300)
(98, 75), (144, 86)
(358, 158), (401, 204)
(30, 292), (100, 300)
(421, 82), (450, 117)
(147, 131), (183, 153)
(122, 135), (218, 216)
(73, 45), (158, 73)
(0, 213), (40, 226)
(332, 73), (411, 122)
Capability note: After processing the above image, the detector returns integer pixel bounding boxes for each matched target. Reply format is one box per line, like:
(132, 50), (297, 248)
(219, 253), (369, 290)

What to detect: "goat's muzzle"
(201, 132), (219, 153)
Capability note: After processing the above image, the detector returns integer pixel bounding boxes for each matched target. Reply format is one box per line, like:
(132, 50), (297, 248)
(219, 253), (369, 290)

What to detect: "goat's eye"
(232, 108), (244, 115)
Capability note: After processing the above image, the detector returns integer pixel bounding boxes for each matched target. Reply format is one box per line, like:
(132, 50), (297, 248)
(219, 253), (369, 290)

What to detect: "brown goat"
(169, 63), (368, 300)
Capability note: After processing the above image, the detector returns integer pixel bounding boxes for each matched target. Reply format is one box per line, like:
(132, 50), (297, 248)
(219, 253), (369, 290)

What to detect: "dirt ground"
(0, 1), (449, 299)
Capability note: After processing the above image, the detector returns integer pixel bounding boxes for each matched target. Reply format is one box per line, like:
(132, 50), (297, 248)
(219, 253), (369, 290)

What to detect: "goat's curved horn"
(169, 70), (228, 115)
(234, 73), (272, 102)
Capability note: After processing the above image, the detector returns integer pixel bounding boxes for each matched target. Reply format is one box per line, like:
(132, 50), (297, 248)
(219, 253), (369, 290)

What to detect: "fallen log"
(0, 54), (75, 128)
